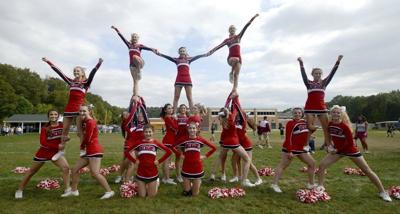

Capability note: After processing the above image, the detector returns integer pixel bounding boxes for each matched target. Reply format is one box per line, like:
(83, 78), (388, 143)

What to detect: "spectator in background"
(16, 126), (23, 135)
(258, 116), (272, 149)
(279, 123), (284, 139)
(210, 120), (218, 141)
(354, 115), (369, 153)
(387, 125), (394, 138)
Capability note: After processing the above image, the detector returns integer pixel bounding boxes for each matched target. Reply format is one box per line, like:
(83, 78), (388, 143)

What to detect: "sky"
(1, 0), (399, 110)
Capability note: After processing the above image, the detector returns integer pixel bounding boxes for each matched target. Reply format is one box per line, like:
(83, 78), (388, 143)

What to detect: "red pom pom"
(258, 167), (275, 176)
(100, 168), (110, 176)
(78, 167), (90, 174)
(208, 187), (246, 199)
(120, 181), (138, 198)
(36, 179), (60, 190)
(344, 167), (365, 176)
(296, 188), (331, 203)
(107, 164), (121, 173)
(12, 167), (30, 174)
(388, 186), (400, 199)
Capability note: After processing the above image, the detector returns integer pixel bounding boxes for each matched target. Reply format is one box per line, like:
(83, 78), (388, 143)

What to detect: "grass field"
(0, 130), (399, 213)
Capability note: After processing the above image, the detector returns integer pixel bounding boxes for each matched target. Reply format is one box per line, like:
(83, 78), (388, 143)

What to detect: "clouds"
(0, 0), (399, 110)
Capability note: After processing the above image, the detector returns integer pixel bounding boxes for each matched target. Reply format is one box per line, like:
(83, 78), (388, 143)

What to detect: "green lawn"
(0, 130), (398, 213)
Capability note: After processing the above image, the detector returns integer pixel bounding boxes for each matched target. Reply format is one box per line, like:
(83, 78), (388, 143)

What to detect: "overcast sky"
(1, 0), (399, 110)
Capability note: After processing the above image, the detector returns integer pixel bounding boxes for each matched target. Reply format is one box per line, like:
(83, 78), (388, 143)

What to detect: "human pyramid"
(15, 14), (393, 202)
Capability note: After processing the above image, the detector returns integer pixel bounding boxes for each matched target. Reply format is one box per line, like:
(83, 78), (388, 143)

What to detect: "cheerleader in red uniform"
(65, 105), (114, 199)
(175, 122), (216, 196)
(229, 98), (263, 185)
(316, 105), (392, 202)
(111, 26), (158, 96)
(160, 103), (181, 185)
(270, 108), (316, 193)
(114, 111), (134, 184)
(175, 104), (190, 182)
(15, 110), (70, 199)
(155, 47), (212, 111)
(210, 14), (259, 94)
(354, 115), (369, 153)
(42, 57), (103, 160)
(297, 55), (343, 149)
(125, 125), (172, 197)
(188, 103), (207, 130)
(217, 93), (255, 187)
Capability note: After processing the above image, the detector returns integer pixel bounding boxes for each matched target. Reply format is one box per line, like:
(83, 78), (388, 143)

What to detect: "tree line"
(327, 91), (400, 123)
(0, 63), (126, 124)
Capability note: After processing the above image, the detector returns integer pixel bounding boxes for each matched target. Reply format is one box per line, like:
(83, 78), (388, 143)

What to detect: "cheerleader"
(218, 93), (255, 187)
(42, 57), (103, 160)
(229, 98), (262, 185)
(175, 122), (217, 196)
(175, 104), (190, 182)
(188, 103), (207, 130)
(271, 108), (316, 193)
(111, 26), (158, 96)
(316, 105), (392, 202)
(155, 47), (211, 111)
(209, 14), (259, 94)
(297, 55), (343, 149)
(114, 111), (135, 183)
(354, 115), (369, 153)
(64, 105), (114, 199)
(160, 103), (181, 185)
(125, 125), (172, 197)
(15, 110), (70, 199)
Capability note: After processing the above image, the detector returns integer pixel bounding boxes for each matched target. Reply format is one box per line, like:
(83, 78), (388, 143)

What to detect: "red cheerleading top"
(125, 139), (172, 180)
(39, 122), (63, 150)
(220, 104), (240, 148)
(112, 27), (156, 66)
(299, 59), (341, 113)
(162, 116), (178, 147)
(44, 59), (102, 115)
(328, 121), (359, 154)
(188, 114), (202, 127)
(81, 118), (103, 156)
(157, 53), (209, 86)
(175, 136), (216, 175)
(282, 119), (309, 152)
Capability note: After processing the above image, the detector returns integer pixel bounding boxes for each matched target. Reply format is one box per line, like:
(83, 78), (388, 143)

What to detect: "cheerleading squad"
(15, 14), (393, 202)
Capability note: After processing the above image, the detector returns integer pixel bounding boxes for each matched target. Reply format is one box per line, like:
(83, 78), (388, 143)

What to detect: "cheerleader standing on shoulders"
(64, 105), (114, 199)
(42, 57), (103, 160)
(316, 105), (392, 202)
(271, 108), (316, 193)
(125, 125), (172, 197)
(297, 55), (343, 148)
(175, 122), (217, 196)
(15, 110), (70, 199)
(155, 47), (212, 111)
(160, 103), (181, 185)
(111, 26), (158, 96)
(209, 14), (259, 94)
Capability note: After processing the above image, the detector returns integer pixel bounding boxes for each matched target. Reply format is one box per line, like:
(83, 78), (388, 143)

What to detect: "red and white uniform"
(259, 120), (271, 134)
(176, 136), (216, 178)
(355, 122), (368, 139)
(158, 53), (209, 86)
(176, 114), (189, 145)
(33, 123), (63, 162)
(162, 116), (181, 156)
(81, 118), (103, 158)
(44, 60), (102, 117)
(299, 60), (341, 114)
(210, 15), (258, 64)
(282, 119), (309, 154)
(220, 107), (240, 149)
(124, 96), (148, 152)
(328, 122), (361, 157)
(232, 97), (252, 151)
(124, 122), (145, 151)
(113, 28), (156, 66)
(125, 139), (172, 182)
